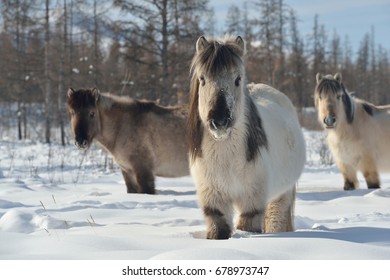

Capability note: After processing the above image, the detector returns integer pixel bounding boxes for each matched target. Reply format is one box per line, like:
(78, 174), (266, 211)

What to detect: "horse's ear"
(235, 36), (246, 56)
(91, 88), (100, 103)
(196, 36), (209, 53)
(67, 88), (75, 98)
(316, 73), (323, 84)
(334, 73), (342, 83)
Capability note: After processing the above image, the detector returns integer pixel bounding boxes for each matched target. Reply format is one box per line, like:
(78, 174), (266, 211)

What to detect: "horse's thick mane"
(97, 92), (175, 116)
(245, 93), (268, 161)
(188, 75), (203, 159)
(69, 88), (184, 123)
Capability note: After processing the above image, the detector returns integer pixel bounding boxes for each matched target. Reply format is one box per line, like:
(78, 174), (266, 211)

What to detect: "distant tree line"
(0, 0), (389, 143)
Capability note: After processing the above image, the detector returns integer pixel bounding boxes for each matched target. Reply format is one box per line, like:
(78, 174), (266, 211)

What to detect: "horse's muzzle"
(210, 117), (232, 131)
(323, 115), (336, 128)
(208, 117), (232, 140)
(75, 138), (89, 150)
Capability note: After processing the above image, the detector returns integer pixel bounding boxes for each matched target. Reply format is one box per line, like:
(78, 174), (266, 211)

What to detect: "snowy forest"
(1, 1), (390, 263)
(0, 0), (389, 144)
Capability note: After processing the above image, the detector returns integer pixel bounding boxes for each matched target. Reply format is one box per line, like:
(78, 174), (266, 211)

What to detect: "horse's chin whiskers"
(209, 127), (231, 141)
(74, 140), (89, 150)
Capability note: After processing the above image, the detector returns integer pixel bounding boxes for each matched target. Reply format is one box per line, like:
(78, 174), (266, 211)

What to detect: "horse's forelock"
(67, 89), (97, 109)
(315, 78), (342, 98)
(191, 39), (244, 80)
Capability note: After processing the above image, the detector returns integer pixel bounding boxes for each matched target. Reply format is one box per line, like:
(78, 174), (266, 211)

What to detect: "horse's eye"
(89, 112), (95, 118)
(235, 76), (241, 87)
(199, 75), (205, 86)
(336, 95), (341, 100)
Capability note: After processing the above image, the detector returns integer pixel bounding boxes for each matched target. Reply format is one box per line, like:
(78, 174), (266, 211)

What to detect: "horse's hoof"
(343, 181), (355, 191)
(367, 184), (380, 189)
(207, 232), (230, 240)
(206, 227), (231, 240)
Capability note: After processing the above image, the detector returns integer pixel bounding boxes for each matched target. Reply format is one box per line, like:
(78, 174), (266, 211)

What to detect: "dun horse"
(315, 73), (390, 190)
(67, 88), (189, 194)
(188, 36), (306, 239)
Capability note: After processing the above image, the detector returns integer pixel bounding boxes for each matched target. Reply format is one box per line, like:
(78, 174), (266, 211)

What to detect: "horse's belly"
(259, 109), (306, 200)
(191, 151), (297, 204)
(374, 148), (390, 172)
(155, 163), (189, 177)
(328, 133), (390, 173)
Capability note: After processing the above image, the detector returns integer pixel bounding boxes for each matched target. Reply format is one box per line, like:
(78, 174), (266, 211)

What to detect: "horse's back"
(247, 83), (297, 115)
(248, 83), (305, 199)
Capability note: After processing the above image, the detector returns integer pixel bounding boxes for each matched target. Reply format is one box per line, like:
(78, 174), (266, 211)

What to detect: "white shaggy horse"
(188, 36), (306, 239)
(315, 73), (390, 190)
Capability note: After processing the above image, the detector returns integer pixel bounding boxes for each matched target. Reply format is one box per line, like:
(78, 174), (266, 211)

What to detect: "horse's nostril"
(211, 119), (218, 130)
(210, 117), (231, 130)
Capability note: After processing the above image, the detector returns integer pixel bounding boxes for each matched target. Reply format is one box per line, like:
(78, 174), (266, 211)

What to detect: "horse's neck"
(95, 104), (122, 152)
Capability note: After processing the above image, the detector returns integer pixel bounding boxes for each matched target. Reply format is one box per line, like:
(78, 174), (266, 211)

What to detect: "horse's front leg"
(199, 187), (233, 239)
(360, 155), (381, 189)
(129, 155), (156, 194)
(121, 169), (140, 193)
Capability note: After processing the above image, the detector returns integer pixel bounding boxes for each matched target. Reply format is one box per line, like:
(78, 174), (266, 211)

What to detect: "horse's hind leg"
(363, 171), (380, 189)
(236, 192), (266, 233)
(336, 160), (359, 190)
(264, 188), (295, 233)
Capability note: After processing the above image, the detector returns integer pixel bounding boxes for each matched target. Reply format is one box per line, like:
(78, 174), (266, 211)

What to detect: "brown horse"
(67, 88), (189, 194)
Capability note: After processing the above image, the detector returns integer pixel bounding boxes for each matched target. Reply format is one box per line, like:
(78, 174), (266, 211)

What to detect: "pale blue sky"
(210, 0), (390, 53)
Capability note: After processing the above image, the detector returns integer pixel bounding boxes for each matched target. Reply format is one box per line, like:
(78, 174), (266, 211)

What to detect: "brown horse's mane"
(100, 92), (182, 116)
(68, 88), (184, 117)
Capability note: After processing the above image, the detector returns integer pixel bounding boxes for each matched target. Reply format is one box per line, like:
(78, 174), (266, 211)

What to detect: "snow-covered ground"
(0, 130), (390, 260)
